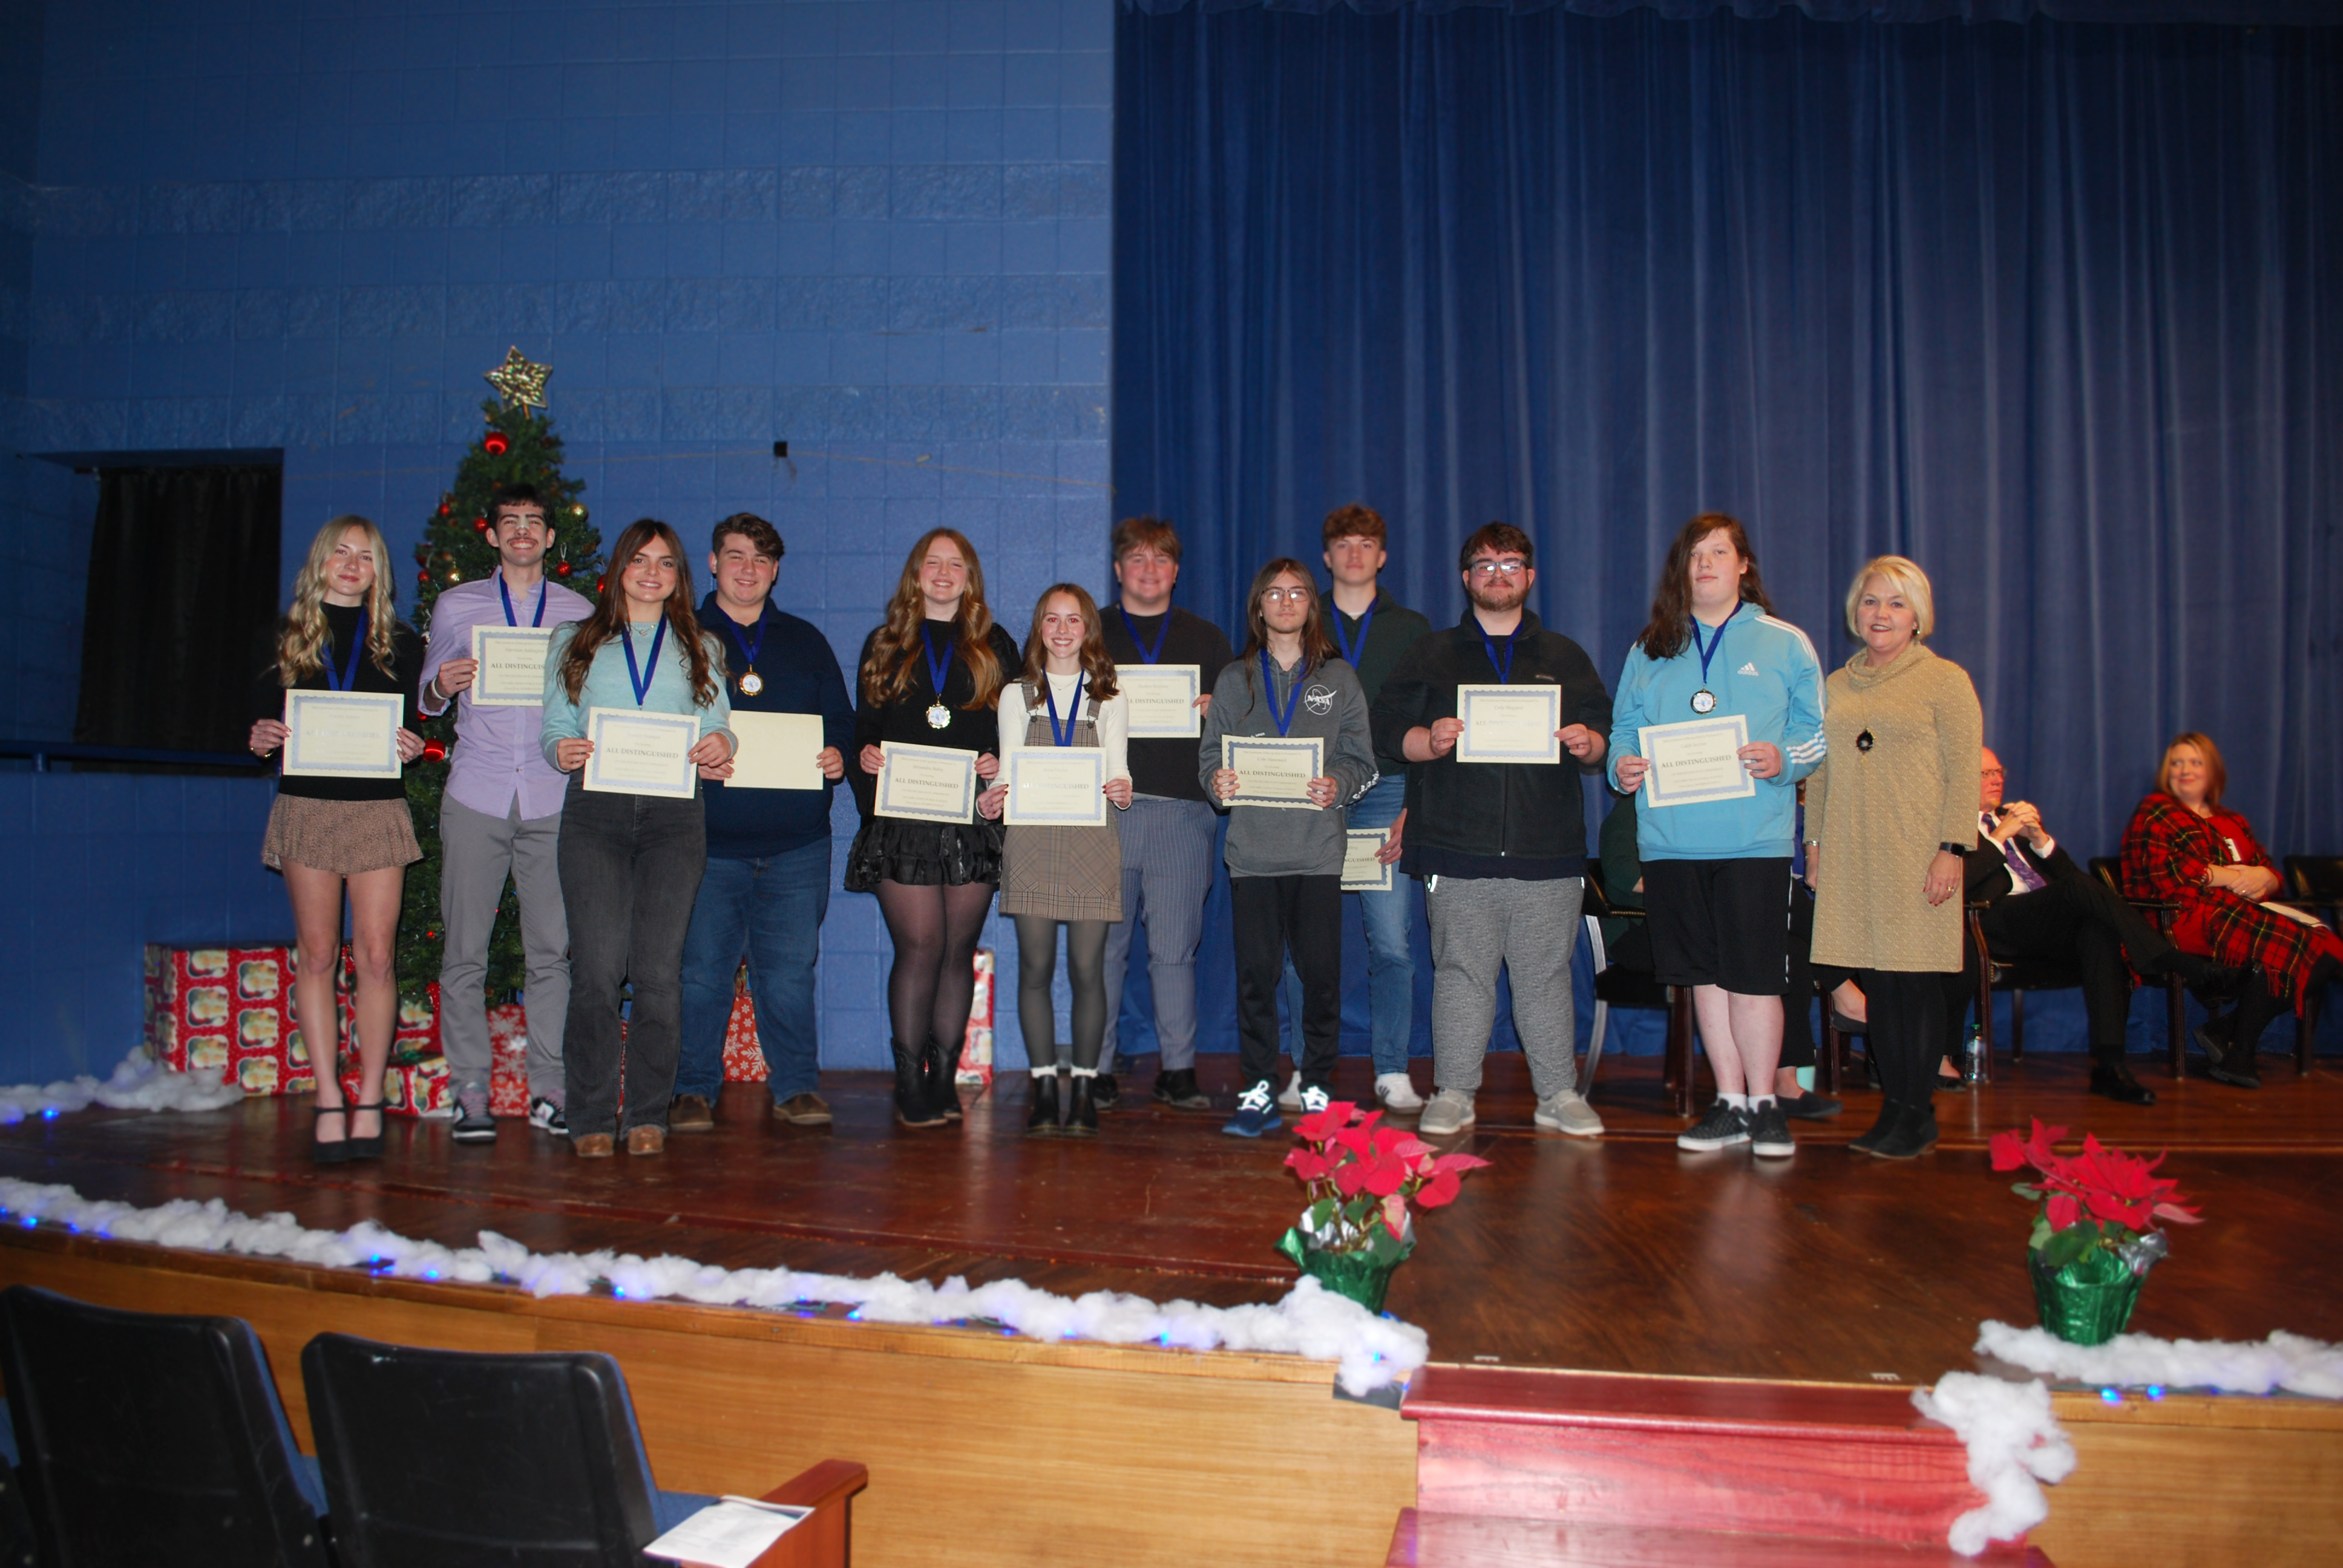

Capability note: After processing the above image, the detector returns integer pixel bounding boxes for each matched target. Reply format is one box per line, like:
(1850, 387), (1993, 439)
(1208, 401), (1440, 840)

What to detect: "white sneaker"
(1417, 1089), (1476, 1137)
(1535, 1091), (1604, 1138)
(1299, 1085), (1331, 1116)
(1277, 1071), (1304, 1112)
(1375, 1073), (1426, 1113)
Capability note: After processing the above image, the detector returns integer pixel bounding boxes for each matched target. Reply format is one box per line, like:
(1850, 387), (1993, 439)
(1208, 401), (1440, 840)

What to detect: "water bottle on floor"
(1962, 1022), (1985, 1085)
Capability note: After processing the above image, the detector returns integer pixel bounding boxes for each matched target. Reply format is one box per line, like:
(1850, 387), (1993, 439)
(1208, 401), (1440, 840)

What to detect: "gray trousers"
(439, 794), (569, 1099)
(1100, 795), (1220, 1071)
(1424, 874), (1584, 1099)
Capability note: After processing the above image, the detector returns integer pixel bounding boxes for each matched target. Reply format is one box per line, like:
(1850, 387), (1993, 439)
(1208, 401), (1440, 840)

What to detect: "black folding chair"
(1582, 865), (1697, 1114)
(0, 1284), (329, 1568)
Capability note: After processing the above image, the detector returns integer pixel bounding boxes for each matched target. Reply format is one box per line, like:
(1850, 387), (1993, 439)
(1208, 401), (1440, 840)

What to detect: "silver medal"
(1691, 688), (1717, 714)
(926, 702), (951, 730)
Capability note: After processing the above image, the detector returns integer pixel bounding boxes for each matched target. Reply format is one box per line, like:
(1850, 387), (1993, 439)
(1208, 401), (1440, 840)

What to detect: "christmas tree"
(397, 350), (604, 1004)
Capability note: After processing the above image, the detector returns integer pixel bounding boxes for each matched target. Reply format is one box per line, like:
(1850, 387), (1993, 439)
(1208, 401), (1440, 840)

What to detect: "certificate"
(1220, 735), (1323, 810)
(725, 711), (826, 791)
(1639, 715), (1757, 809)
(877, 741), (978, 824)
(1003, 749), (1107, 826)
(1121, 665), (1202, 737)
(1342, 828), (1393, 892)
(468, 625), (554, 707)
(283, 691), (404, 779)
(583, 707), (700, 799)
(1455, 684), (1561, 764)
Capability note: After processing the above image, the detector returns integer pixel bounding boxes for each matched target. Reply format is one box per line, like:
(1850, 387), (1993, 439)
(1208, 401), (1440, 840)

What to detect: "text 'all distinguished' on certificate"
(583, 707), (700, 799)
(283, 690), (405, 778)
(1119, 665), (1202, 737)
(1454, 684), (1561, 764)
(1221, 734), (1322, 809)
(469, 625), (554, 707)
(876, 741), (978, 823)
(1004, 748), (1107, 826)
(1637, 714), (1757, 809)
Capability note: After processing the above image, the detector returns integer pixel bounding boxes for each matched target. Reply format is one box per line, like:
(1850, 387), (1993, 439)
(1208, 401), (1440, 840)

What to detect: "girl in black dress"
(847, 528), (1021, 1127)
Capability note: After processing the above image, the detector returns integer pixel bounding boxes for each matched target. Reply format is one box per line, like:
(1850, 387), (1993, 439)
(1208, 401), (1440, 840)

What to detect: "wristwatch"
(1938, 841), (1968, 855)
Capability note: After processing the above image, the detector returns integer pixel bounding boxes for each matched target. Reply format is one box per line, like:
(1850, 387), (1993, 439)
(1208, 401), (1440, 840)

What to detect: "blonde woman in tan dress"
(1803, 556), (1982, 1160)
(979, 584), (1133, 1137)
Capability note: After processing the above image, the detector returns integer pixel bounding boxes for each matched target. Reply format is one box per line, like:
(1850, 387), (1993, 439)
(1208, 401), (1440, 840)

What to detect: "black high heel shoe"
(344, 1102), (387, 1161)
(310, 1104), (351, 1166)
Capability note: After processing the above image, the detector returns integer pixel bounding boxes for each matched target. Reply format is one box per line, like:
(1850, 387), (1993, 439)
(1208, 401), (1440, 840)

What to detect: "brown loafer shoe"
(773, 1092), (833, 1126)
(625, 1125), (666, 1157)
(573, 1133), (615, 1158)
(667, 1094), (715, 1132)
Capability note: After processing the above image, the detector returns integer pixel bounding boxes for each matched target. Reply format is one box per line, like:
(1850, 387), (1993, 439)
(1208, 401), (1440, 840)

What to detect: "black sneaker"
(451, 1091), (497, 1144)
(1090, 1072), (1119, 1111)
(1676, 1100), (1750, 1152)
(527, 1096), (568, 1135)
(1779, 1090), (1843, 1121)
(1152, 1067), (1211, 1110)
(1748, 1099), (1795, 1158)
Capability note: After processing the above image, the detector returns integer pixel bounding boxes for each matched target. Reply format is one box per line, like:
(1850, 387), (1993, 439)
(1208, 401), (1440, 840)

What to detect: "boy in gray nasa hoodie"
(1196, 559), (1377, 1136)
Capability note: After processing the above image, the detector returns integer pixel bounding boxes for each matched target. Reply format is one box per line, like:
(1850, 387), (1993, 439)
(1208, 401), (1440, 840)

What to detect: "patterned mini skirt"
(263, 795), (422, 875)
(843, 817), (1004, 891)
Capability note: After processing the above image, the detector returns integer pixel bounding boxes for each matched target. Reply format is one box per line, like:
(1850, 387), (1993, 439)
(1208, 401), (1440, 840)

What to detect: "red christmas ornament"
(421, 740), (448, 763)
(555, 560), (572, 577)
(416, 570), (430, 584)
(437, 501), (451, 517)
(473, 517), (489, 533)
(595, 576), (606, 593)
(482, 431), (510, 456)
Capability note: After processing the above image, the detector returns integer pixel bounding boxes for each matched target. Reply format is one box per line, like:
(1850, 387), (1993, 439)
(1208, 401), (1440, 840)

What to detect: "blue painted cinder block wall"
(5, 0), (1112, 1080)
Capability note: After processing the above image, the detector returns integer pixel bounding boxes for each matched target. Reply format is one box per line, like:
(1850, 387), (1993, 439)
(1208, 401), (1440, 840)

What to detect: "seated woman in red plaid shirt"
(2122, 731), (2342, 1088)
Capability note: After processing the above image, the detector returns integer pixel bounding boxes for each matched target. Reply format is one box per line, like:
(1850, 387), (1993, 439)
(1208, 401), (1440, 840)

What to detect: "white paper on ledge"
(643, 1497), (811, 1567)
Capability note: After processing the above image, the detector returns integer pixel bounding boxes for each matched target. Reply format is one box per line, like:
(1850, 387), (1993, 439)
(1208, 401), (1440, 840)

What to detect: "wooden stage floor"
(3, 1048), (2337, 1388)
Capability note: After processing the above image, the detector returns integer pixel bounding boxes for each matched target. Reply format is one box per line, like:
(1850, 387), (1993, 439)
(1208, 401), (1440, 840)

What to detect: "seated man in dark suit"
(1966, 748), (2242, 1106)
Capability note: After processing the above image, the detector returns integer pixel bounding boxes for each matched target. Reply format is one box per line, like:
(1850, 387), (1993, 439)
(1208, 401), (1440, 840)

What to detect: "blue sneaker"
(1222, 1079), (1283, 1138)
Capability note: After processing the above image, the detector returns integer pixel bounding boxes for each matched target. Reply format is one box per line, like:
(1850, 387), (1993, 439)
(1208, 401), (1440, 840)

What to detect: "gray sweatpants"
(1100, 795), (1221, 1071)
(439, 795), (569, 1099)
(1424, 874), (1584, 1099)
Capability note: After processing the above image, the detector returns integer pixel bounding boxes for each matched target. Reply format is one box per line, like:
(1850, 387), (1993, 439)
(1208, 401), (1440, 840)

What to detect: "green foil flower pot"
(1276, 1227), (1412, 1313)
(2028, 1246), (2147, 1346)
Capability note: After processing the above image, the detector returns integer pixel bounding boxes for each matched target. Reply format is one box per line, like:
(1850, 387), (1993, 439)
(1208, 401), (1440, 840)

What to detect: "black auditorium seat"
(0, 1284), (330, 1568)
(303, 1333), (716, 1568)
(1582, 864), (1696, 1114)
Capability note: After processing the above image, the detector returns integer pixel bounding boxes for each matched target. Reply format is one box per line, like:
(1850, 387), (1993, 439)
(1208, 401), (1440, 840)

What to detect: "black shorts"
(1642, 857), (1794, 996)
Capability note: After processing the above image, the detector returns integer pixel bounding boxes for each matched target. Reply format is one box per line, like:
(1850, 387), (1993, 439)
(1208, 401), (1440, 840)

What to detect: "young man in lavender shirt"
(419, 485), (595, 1140)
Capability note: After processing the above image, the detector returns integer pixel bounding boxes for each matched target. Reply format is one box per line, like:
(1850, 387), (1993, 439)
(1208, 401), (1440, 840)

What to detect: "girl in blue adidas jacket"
(1607, 514), (1826, 1160)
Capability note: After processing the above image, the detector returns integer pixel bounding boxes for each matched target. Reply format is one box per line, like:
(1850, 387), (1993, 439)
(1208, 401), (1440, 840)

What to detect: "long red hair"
(859, 528), (1006, 709)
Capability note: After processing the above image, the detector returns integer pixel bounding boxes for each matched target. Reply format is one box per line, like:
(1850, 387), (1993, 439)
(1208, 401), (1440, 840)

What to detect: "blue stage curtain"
(1114, 7), (2343, 859)
(1127, 2), (2343, 30)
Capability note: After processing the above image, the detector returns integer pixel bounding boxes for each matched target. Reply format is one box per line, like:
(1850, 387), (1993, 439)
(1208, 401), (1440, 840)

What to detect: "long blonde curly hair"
(859, 527), (1005, 710)
(275, 515), (401, 685)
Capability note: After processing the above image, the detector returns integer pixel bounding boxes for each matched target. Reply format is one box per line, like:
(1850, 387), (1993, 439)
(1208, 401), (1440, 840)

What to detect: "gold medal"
(926, 702), (951, 730)
(1691, 688), (1717, 714)
(738, 670), (763, 696)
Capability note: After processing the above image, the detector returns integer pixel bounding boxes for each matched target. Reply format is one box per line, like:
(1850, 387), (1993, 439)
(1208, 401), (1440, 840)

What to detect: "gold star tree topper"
(484, 347), (551, 411)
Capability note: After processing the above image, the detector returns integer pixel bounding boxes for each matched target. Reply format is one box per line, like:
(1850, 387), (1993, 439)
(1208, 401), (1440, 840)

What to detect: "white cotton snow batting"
(0, 1179), (1429, 1394)
(0, 1050), (243, 1125)
(1976, 1319), (2343, 1400)
(1913, 1372), (2076, 1557)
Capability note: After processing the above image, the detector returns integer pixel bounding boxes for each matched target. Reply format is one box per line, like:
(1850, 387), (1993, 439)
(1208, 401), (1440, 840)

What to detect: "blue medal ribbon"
(620, 616), (668, 708)
(326, 609), (369, 692)
(725, 605), (768, 668)
(1689, 614), (1729, 688)
(1478, 627), (1516, 685)
(920, 624), (954, 702)
(1044, 672), (1086, 748)
(498, 574), (546, 628)
(1118, 606), (1170, 665)
(1332, 601), (1375, 669)
(1259, 650), (1303, 737)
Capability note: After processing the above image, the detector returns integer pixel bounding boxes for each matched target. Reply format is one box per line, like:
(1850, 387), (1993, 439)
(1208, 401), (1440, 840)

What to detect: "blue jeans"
(677, 839), (832, 1102)
(1280, 774), (1414, 1074)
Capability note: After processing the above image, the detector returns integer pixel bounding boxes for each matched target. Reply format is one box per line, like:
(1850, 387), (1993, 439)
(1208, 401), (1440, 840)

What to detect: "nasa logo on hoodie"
(1304, 682), (1336, 716)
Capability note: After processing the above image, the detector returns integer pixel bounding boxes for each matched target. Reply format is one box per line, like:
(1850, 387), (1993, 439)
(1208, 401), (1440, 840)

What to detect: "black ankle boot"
(2207, 972), (2278, 1088)
(1025, 1071), (1061, 1137)
(1848, 1097), (1901, 1155)
(924, 1036), (964, 1121)
(2090, 1059), (2157, 1106)
(1870, 1100), (1939, 1160)
(1063, 1075), (1099, 1137)
(893, 1042), (947, 1128)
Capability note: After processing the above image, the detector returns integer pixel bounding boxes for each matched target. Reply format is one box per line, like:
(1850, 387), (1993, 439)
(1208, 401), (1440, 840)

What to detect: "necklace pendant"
(1690, 688), (1717, 714)
(926, 702), (952, 730)
(737, 670), (763, 696)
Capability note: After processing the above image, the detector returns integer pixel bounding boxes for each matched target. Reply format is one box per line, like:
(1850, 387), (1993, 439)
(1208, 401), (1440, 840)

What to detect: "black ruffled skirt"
(844, 817), (1004, 891)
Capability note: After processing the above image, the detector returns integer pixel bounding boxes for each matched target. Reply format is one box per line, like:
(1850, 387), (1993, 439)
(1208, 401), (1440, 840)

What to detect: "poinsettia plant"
(1285, 1102), (1490, 1264)
(1989, 1119), (2201, 1272)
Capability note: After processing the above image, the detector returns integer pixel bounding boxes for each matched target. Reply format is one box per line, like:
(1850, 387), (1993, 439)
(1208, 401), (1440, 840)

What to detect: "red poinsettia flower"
(1381, 1193), (1408, 1239)
(1285, 1148), (1332, 1183)
(1361, 1152), (1411, 1197)
(1293, 1102), (1354, 1145)
(2046, 1192), (2083, 1231)
(1989, 1118), (2069, 1175)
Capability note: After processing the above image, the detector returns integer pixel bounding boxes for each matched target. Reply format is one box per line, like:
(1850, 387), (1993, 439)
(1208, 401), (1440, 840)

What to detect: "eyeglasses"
(1260, 588), (1312, 606)
(1468, 560), (1527, 580)
(1981, 769), (2006, 780)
